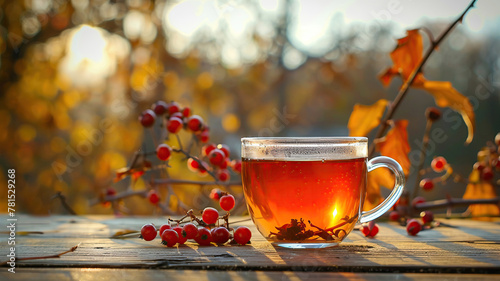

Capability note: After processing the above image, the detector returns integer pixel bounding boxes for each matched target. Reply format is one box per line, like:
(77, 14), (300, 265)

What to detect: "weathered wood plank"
(2, 268), (500, 281)
(1, 215), (500, 273)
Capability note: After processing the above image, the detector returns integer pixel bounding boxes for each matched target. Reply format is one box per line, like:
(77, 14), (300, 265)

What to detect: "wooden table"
(2, 215), (500, 280)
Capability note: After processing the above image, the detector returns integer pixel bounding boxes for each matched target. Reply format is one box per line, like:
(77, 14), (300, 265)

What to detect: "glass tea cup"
(241, 137), (405, 249)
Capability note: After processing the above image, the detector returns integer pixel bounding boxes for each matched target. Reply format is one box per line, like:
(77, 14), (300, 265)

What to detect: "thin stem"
(412, 119), (433, 201)
(369, 0), (477, 157)
(51, 192), (77, 215)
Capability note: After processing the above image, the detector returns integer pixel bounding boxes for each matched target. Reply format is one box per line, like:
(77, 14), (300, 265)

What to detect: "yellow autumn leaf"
(463, 180), (499, 218)
(376, 120), (411, 176)
(416, 80), (475, 144)
(348, 99), (388, 137)
(364, 168), (395, 211)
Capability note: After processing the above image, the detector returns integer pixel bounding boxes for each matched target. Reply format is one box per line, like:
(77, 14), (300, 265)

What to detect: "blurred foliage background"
(0, 0), (499, 215)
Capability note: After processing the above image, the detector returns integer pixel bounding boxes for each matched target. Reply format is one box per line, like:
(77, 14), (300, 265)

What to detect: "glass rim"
(241, 136), (367, 143)
(241, 136), (368, 160)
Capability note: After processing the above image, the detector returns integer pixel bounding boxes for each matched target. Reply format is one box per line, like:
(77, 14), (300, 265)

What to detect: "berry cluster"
(139, 193), (251, 247)
(103, 100), (243, 212)
(418, 133), (500, 192)
(389, 209), (434, 236)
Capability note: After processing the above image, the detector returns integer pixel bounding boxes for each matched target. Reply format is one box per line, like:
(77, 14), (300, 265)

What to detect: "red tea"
(242, 158), (366, 243)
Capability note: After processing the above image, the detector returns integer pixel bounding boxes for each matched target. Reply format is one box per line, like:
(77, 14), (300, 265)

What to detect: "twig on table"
(0, 244), (79, 266)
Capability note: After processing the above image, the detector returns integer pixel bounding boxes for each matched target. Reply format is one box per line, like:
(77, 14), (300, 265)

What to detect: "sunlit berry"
(187, 115), (204, 132)
(232, 160), (242, 173)
(431, 156), (447, 173)
(148, 190), (160, 205)
(199, 129), (210, 143)
(411, 196), (426, 207)
(481, 167), (494, 181)
(419, 178), (434, 191)
(389, 211), (400, 221)
(187, 158), (200, 172)
(473, 162), (486, 171)
(139, 109), (156, 127)
(219, 194), (235, 211)
(202, 207), (219, 225)
(211, 227), (230, 244)
(361, 221), (379, 238)
(217, 169), (230, 182)
(166, 117), (183, 133)
(182, 107), (191, 117)
(406, 219), (422, 236)
(420, 211), (434, 224)
(208, 149), (225, 166)
(159, 223), (171, 235)
(182, 223), (198, 239)
(209, 188), (222, 201)
(234, 226), (252, 245)
(194, 227), (212, 246)
(156, 144), (172, 161)
(168, 101), (180, 115)
(152, 101), (169, 115)
(141, 223), (157, 241)
(202, 144), (217, 156)
(173, 226), (187, 245)
(217, 144), (230, 158)
(161, 229), (179, 247)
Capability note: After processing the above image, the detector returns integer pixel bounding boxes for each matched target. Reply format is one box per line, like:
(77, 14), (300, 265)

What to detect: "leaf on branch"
(379, 29), (475, 144)
(415, 80), (475, 144)
(380, 29), (425, 86)
(376, 120), (411, 175)
(348, 99), (389, 137)
(364, 168), (395, 211)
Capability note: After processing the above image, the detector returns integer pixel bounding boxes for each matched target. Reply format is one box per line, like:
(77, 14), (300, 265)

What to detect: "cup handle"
(359, 156), (405, 224)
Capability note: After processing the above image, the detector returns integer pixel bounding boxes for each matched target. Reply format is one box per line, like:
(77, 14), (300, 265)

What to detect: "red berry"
(159, 223), (171, 235)
(431, 156), (447, 173)
(411, 196), (426, 207)
(217, 169), (230, 182)
(209, 188), (222, 201)
(199, 129), (210, 143)
(106, 188), (117, 197)
(420, 211), (434, 224)
(161, 229), (179, 247)
(148, 190), (160, 205)
(361, 221), (379, 238)
(172, 226), (188, 245)
(232, 160), (242, 173)
(168, 102), (180, 115)
(156, 144), (172, 161)
(187, 158), (200, 172)
(219, 194), (235, 211)
(182, 107), (191, 117)
(494, 157), (500, 171)
(194, 227), (212, 246)
(234, 226), (252, 245)
(219, 158), (229, 169)
(139, 109), (156, 127)
(171, 112), (184, 119)
(217, 144), (230, 158)
(389, 211), (400, 221)
(202, 144), (217, 156)
(202, 207), (219, 225)
(152, 101), (169, 115)
(495, 132), (500, 146)
(473, 162), (486, 171)
(166, 117), (183, 133)
(187, 115), (204, 132)
(481, 167), (494, 181)
(419, 178), (434, 191)
(197, 161), (210, 176)
(182, 223), (198, 239)
(141, 224), (157, 241)
(406, 219), (422, 236)
(211, 227), (230, 244)
(208, 149), (225, 166)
